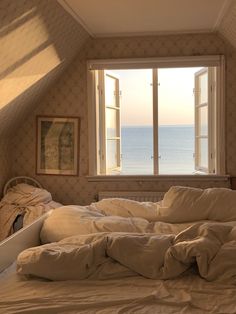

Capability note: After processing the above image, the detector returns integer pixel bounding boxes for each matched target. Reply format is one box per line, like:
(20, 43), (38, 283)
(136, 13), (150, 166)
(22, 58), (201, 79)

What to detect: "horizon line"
(121, 124), (194, 127)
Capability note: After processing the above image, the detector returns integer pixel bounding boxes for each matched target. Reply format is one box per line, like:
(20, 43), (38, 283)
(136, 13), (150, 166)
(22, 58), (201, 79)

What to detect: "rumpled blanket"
(17, 223), (236, 282)
(93, 186), (236, 223)
(40, 186), (236, 243)
(0, 183), (61, 241)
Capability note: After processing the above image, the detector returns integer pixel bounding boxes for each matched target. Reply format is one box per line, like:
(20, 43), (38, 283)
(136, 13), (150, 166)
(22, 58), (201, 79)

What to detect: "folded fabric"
(0, 183), (61, 241)
(40, 186), (236, 243)
(18, 223), (234, 282)
(158, 186), (236, 223)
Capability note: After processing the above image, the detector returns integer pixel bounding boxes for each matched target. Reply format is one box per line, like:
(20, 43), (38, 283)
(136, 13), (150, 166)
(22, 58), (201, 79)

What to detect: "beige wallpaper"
(0, 0), (89, 192)
(218, 1), (236, 49)
(0, 139), (11, 193)
(11, 32), (236, 205)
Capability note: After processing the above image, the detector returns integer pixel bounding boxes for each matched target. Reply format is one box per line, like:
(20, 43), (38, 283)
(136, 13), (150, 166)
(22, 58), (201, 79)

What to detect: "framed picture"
(36, 116), (80, 175)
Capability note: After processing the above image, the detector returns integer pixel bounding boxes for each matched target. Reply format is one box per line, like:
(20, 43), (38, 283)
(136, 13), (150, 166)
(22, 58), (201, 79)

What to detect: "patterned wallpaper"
(0, 139), (11, 193)
(218, 1), (236, 49)
(11, 33), (236, 205)
(0, 0), (89, 193)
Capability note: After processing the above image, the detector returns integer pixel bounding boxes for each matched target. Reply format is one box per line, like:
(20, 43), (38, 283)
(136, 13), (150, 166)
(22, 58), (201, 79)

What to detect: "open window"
(98, 70), (121, 174)
(88, 56), (225, 176)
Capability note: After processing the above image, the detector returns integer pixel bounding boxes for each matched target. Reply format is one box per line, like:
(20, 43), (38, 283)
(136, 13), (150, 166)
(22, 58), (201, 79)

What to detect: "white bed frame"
(0, 211), (51, 273)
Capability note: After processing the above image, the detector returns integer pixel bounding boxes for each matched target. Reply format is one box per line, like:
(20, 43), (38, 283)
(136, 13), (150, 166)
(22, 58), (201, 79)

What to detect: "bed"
(1, 186), (236, 313)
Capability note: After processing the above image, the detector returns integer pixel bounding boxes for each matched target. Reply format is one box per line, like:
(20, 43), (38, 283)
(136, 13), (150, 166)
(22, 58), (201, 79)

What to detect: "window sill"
(86, 174), (230, 182)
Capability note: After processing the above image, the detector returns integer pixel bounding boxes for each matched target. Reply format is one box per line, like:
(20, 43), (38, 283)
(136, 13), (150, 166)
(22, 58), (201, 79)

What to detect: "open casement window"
(194, 67), (216, 174)
(98, 70), (121, 174)
(88, 56), (225, 176)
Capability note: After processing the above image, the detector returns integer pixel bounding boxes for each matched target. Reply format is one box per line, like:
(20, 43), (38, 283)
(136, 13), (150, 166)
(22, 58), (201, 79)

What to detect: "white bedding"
(40, 186), (236, 243)
(18, 223), (236, 283)
(2, 186), (236, 313)
(0, 183), (61, 241)
(1, 263), (236, 313)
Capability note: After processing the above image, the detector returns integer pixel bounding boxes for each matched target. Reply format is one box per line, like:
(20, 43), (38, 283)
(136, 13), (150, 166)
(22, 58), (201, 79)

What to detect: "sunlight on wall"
(0, 8), (61, 109)
(0, 45), (62, 109)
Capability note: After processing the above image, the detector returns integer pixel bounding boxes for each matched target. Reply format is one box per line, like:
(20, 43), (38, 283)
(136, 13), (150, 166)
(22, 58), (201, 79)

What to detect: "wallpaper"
(0, 0), (89, 192)
(0, 139), (11, 193)
(11, 32), (235, 205)
(218, 1), (236, 49)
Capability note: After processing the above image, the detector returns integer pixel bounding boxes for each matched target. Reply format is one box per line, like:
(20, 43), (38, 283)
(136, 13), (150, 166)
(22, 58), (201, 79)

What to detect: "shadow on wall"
(0, 0), (88, 133)
(0, 63), (64, 138)
(0, 1), (63, 111)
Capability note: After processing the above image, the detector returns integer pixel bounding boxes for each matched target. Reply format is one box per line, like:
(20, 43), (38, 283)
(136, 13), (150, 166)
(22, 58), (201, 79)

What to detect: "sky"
(111, 67), (203, 126)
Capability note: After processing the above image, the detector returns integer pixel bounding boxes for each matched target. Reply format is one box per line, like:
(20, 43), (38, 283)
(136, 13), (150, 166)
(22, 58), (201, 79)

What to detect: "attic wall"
(0, 0), (89, 193)
(11, 33), (236, 205)
(218, 1), (236, 49)
(0, 139), (11, 192)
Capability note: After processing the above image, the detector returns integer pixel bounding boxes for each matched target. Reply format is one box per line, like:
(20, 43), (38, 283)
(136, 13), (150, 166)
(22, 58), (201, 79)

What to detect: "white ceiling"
(58, 0), (232, 37)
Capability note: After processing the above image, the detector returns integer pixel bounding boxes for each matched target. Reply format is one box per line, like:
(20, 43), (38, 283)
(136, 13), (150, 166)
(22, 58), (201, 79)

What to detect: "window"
(88, 56), (225, 176)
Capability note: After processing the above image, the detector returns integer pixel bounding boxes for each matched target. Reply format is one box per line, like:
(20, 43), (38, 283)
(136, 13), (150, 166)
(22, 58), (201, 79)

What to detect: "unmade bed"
(1, 186), (236, 313)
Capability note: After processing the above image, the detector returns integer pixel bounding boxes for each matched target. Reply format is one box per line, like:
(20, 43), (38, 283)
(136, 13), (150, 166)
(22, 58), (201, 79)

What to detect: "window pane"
(105, 74), (117, 107)
(106, 108), (118, 138)
(121, 126), (153, 174)
(158, 125), (194, 174)
(107, 139), (119, 170)
(109, 69), (153, 175)
(158, 68), (197, 174)
(199, 106), (208, 136)
(199, 72), (208, 104)
(199, 138), (208, 169)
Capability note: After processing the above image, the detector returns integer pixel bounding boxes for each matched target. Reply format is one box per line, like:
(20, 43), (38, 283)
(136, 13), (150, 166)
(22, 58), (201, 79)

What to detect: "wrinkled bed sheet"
(1, 263), (236, 314)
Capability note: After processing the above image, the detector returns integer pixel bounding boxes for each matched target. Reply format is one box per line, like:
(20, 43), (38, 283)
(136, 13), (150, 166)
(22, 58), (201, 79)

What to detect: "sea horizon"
(121, 124), (194, 127)
(119, 125), (195, 175)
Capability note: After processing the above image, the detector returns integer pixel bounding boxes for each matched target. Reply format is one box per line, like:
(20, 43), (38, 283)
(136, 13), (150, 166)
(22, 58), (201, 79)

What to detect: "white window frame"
(99, 70), (121, 174)
(87, 55), (225, 178)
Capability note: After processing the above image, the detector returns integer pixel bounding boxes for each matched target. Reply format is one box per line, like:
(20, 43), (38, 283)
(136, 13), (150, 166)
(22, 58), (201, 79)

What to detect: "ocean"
(120, 125), (195, 174)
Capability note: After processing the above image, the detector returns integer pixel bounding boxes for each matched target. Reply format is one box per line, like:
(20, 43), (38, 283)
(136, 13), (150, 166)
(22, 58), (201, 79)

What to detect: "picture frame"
(36, 116), (80, 175)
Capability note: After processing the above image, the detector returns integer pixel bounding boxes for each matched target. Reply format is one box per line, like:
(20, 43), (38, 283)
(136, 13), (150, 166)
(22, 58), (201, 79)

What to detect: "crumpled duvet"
(17, 222), (236, 282)
(18, 185), (236, 283)
(40, 186), (236, 244)
(0, 183), (61, 241)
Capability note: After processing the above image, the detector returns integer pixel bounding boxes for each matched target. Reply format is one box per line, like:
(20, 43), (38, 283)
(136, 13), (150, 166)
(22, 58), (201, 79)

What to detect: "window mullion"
(99, 70), (107, 174)
(152, 68), (159, 175)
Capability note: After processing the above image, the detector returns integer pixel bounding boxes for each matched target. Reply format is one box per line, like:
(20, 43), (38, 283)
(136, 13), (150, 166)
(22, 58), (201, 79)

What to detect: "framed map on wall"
(36, 116), (80, 175)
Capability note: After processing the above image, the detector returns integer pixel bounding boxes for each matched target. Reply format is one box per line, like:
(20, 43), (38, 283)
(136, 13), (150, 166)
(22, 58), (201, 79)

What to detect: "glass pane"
(199, 138), (208, 169)
(121, 126), (153, 174)
(107, 139), (118, 170)
(106, 108), (118, 138)
(199, 72), (208, 104)
(158, 125), (194, 174)
(199, 106), (208, 136)
(158, 68), (197, 174)
(111, 69), (153, 175)
(105, 74), (117, 107)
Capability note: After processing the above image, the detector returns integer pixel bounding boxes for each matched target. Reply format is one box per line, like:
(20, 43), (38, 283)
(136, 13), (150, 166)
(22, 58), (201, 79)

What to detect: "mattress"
(1, 263), (236, 313)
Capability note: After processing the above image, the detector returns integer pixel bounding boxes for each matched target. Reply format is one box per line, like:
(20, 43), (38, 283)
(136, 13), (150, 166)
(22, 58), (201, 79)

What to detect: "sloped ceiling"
(0, 0), (90, 137)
